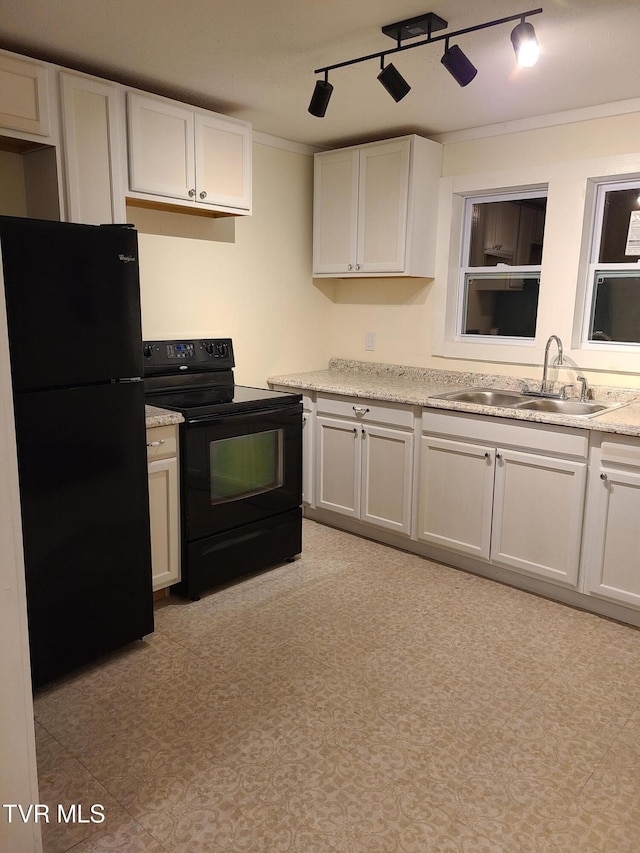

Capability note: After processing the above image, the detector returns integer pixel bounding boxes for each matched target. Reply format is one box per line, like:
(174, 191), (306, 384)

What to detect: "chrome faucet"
(541, 335), (563, 394)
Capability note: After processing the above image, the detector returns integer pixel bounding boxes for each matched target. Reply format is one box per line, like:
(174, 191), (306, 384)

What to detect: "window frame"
(457, 188), (548, 343)
(580, 177), (640, 350)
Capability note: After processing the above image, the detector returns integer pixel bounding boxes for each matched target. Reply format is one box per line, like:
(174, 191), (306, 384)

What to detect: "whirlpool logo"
(118, 254), (136, 263)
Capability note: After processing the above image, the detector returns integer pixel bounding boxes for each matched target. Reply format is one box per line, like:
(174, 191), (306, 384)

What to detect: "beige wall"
(327, 110), (640, 390)
(132, 140), (335, 387)
(0, 251), (42, 852)
(0, 150), (27, 216)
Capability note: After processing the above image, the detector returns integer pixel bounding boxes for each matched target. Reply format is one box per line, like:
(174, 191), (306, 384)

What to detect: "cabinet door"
(483, 201), (520, 260)
(417, 436), (494, 559)
(315, 415), (360, 517)
(491, 449), (586, 587)
(0, 54), (50, 136)
(585, 466), (640, 608)
(148, 456), (181, 591)
(361, 424), (413, 534)
(60, 73), (125, 224)
(356, 139), (410, 273)
(313, 149), (359, 274)
(127, 93), (195, 200)
(195, 113), (251, 211)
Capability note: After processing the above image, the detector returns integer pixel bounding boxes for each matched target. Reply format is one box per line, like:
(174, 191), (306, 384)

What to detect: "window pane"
(209, 430), (283, 504)
(590, 272), (640, 343)
(463, 274), (539, 337)
(468, 198), (546, 266)
(599, 188), (640, 263)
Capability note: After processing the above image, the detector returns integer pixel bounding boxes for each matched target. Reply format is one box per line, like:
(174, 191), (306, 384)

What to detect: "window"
(458, 191), (547, 340)
(583, 180), (640, 345)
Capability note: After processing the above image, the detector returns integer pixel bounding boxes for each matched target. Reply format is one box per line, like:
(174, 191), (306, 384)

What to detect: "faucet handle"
(577, 375), (590, 402)
(559, 384), (575, 399)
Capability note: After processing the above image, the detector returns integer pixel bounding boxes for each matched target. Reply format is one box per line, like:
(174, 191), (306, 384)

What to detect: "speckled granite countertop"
(145, 405), (184, 428)
(268, 359), (640, 438)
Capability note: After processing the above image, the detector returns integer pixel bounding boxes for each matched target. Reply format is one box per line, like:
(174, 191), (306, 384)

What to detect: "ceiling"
(1, 0), (639, 149)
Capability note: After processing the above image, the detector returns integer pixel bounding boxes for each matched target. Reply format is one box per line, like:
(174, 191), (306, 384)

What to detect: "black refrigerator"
(0, 216), (154, 688)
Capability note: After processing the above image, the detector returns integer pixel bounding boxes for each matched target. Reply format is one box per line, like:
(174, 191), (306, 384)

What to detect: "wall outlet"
(365, 331), (376, 351)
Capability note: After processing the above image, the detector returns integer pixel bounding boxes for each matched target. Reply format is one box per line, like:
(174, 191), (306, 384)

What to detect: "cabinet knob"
(495, 451), (502, 460)
(348, 264), (353, 270)
(188, 189), (196, 197)
(484, 452), (491, 459)
(199, 191), (207, 200)
(600, 473), (608, 481)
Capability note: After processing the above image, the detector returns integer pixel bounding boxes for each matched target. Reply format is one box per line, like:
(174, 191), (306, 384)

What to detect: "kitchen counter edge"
(145, 405), (184, 428)
(267, 361), (640, 438)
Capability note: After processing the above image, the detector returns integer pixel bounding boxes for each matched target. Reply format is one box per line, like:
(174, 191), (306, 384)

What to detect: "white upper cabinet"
(127, 92), (251, 215)
(313, 135), (442, 277)
(0, 53), (51, 138)
(60, 73), (126, 224)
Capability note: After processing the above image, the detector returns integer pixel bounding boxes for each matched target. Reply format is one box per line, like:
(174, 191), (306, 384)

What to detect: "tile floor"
(34, 519), (640, 852)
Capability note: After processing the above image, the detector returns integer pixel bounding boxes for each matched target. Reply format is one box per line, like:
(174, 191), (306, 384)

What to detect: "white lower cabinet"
(418, 411), (588, 587)
(146, 425), (181, 591)
(582, 434), (640, 609)
(315, 396), (414, 534)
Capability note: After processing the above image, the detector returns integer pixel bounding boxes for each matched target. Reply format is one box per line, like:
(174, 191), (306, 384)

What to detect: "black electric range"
(143, 338), (303, 599)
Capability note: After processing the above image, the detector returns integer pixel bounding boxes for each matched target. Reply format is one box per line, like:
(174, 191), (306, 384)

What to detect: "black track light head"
(441, 43), (478, 87)
(511, 20), (540, 67)
(308, 78), (334, 117)
(377, 62), (411, 102)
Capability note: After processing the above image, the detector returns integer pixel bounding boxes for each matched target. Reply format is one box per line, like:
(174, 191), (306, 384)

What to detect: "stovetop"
(145, 384), (301, 419)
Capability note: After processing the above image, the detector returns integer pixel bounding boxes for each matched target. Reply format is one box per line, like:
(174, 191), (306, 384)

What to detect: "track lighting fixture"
(377, 59), (411, 102)
(441, 40), (477, 87)
(308, 7), (542, 117)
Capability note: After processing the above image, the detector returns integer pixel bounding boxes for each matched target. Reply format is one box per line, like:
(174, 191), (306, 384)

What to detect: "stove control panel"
(142, 338), (235, 375)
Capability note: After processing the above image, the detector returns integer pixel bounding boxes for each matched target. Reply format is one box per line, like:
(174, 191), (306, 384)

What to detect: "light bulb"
(511, 21), (540, 68)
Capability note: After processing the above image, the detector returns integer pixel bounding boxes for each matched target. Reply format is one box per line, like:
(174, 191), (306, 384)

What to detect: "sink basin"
(432, 387), (630, 419)
(514, 399), (628, 418)
(433, 388), (530, 406)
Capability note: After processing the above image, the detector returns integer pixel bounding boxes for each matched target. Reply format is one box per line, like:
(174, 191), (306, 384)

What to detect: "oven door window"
(209, 429), (283, 504)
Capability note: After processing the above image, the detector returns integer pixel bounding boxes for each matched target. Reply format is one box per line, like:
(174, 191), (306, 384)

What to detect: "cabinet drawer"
(146, 425), (178, 461)
(317, 394), (414, 428)
(422, 409), (588, 458)
(600, 437), (640, 468)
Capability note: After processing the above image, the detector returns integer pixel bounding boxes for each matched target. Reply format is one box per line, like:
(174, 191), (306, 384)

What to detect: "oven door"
(182, 403), (302, 541)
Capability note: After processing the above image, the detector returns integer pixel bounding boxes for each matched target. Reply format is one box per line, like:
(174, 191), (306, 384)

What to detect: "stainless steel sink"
(432, 388), (530, 406)
(432, 387), (630, 419)
(513, 398), (629, 418)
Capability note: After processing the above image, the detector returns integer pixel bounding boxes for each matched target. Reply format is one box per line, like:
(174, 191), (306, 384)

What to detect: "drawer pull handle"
(353, 406), (370, 416)
(147, 439), (166, 448)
